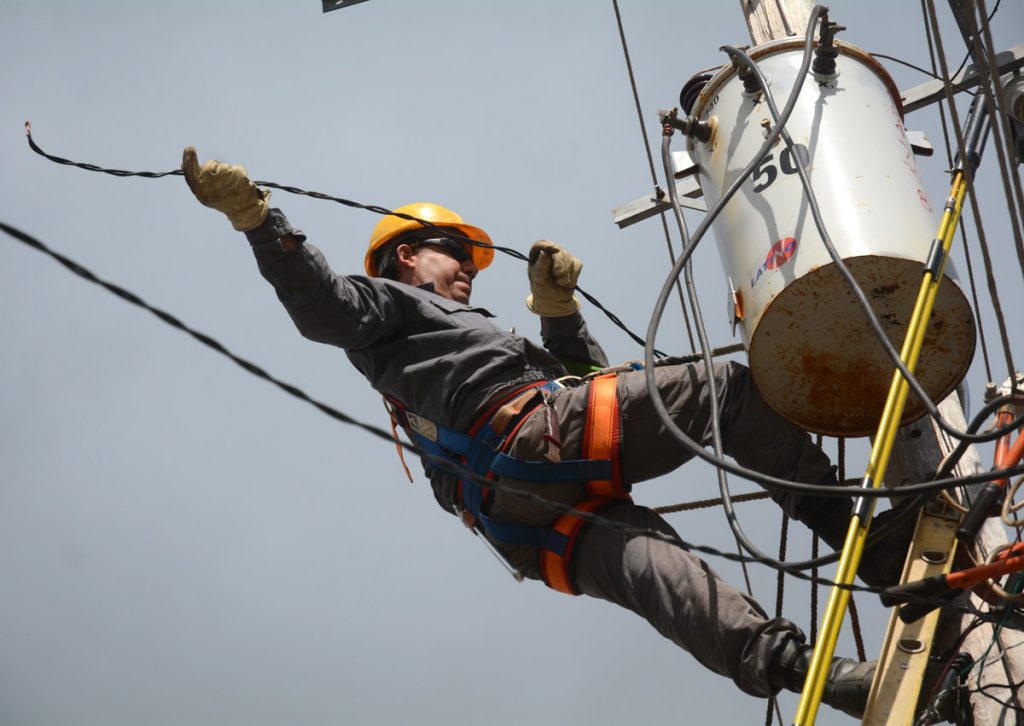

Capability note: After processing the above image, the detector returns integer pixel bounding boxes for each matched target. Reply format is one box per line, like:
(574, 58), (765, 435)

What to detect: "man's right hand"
(182, 147), (270, 231)
(526, 239), (582, 317)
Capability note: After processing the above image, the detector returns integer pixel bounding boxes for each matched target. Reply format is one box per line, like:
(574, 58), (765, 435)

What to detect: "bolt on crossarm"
(794, 95), (991, 725)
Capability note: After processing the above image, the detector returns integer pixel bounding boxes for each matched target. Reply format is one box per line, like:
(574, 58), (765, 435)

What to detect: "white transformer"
(687, 38), (976, 436)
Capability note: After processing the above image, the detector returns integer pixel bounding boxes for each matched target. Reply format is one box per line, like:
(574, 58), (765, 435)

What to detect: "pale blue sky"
(2, 2), (1022, 724)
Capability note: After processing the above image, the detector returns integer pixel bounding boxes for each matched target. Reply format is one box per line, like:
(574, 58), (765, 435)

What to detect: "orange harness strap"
(582, 373), (626, 498)
(540, 373), (630, 595)
(540, 496), (617, 595)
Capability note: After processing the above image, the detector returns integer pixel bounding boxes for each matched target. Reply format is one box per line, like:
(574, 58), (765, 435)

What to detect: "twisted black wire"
(24, 122), (666, 357)
(8, 217), (1024, 611)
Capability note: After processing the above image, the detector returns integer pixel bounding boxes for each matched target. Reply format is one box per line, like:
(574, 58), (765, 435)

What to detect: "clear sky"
(2, 2), (1022, 725)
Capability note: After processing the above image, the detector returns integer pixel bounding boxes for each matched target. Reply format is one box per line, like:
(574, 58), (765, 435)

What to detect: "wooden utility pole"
(739, 0), (1024, 723)
(742, 0), (813, 46)
(876, 395), (1024, 725)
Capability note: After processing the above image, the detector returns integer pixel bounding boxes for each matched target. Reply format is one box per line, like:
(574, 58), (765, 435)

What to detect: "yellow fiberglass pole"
(793, 169), (969, 725)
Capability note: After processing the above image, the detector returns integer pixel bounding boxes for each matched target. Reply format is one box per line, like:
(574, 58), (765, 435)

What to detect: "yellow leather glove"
(182, 147), (271, 231)
(526, 239), (582, 317)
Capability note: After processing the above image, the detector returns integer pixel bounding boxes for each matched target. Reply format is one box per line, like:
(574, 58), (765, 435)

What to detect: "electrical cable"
(6, 215), (1017, 507)
(960, 572), (1024, 715)
(25, 83), (1024, 447)
(970, 0), (1024, 280)
(870, 51), (978, 93)
(947, 0), (1003, 87)
(660, 131), (757, 591)
(33, 125), (1022, 495)
(921, 0), (1021, 389)
(641, 6), (822, 521)
(635, 8), (1020, 521)
(768, 510), (789, 726)
(9, 216), (1019, 618)
(659, 123), (836, 573)
(22, 123), (668, 359)
(13, 3), (1024, 599)
(872, 0), (1002, 94)
(653, 7), (932, 574)
(921, 0), (1010, 391)
(957, 220), (995, 385)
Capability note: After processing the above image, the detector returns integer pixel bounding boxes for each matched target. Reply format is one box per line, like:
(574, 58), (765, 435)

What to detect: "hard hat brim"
(365, 221), (494, 277)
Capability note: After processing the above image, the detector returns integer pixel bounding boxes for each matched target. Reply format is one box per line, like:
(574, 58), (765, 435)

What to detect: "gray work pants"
(487, 361), (833, 698)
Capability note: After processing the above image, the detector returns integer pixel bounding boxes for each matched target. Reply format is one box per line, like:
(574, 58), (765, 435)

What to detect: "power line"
(4, 217), (1023, 607)
(23, 122), (667, 358)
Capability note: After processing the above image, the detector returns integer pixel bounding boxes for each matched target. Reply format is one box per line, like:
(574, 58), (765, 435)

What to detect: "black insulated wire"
(7, 215), (1024, 620)
(22, 122), (668, 359)
(15, 5), (1024, 588)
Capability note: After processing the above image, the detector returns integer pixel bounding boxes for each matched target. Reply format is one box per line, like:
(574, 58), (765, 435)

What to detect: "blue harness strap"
(388, 380), (614, 553)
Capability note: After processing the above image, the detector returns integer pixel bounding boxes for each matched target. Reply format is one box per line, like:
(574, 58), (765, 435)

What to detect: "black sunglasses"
(408, 237), (472, 264)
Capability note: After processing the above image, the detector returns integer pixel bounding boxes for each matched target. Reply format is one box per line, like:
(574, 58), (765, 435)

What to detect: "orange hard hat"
(364, 202), (494, 277)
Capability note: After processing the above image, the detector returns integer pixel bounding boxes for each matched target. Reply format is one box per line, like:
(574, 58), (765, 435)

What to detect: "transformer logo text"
(750, 236), (798, 288)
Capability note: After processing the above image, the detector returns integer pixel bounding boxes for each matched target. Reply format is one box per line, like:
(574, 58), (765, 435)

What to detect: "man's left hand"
(182, 147), (270, 232)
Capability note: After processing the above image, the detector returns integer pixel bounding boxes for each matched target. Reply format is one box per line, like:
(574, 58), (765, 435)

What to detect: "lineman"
(182, 147), (908, 718)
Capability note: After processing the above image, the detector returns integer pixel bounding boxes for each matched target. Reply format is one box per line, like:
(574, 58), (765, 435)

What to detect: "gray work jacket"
(247, 209), (608, 512)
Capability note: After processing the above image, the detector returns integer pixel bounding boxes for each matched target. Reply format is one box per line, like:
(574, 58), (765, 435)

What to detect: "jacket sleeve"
(245, 209), (403, 350)
(539, 312), (609, 374)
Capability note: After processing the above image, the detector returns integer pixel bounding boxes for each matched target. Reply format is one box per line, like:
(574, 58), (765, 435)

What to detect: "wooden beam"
(740, 0), (813, 45)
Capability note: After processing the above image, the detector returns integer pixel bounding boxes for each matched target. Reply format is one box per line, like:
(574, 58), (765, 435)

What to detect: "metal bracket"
(612, 177), (706, 229)
(900, 42), (1024, 113)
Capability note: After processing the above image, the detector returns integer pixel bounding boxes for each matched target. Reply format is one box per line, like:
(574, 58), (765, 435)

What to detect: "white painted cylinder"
(688, 39), (975, 436)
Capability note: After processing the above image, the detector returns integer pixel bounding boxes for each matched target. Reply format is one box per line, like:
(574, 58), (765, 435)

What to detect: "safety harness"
(384, 371), (631, 595)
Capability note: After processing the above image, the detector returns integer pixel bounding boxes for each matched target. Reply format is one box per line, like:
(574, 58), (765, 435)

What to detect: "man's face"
(401, 238), (479, 304)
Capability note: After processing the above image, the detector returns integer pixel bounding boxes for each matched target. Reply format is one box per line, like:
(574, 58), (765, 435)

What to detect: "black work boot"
(794, 490), (917, 588)
(769, 639), (876, 719)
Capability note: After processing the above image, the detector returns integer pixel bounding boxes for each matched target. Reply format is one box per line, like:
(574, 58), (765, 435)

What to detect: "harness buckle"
(405, 411), (439, 442)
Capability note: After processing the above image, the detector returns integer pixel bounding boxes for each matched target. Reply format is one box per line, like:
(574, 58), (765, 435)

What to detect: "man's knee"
(712, 359), (752, 395)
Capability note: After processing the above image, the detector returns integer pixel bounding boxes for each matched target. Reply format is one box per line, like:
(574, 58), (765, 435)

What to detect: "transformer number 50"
(751, 144), (810, 193)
